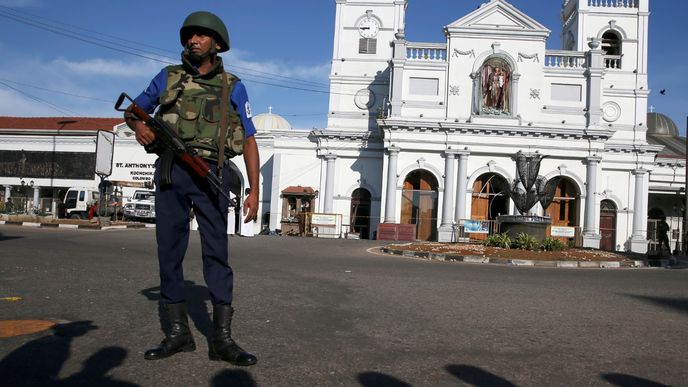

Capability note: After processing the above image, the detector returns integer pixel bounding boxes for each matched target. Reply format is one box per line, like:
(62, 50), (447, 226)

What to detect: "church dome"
(252, 107), (292, 131)
(647, 112), (679, 137)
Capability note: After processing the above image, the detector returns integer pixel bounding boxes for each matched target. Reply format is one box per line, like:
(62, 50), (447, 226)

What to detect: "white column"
(269, 153), (282, 231)
(585, 39), (604, 128)
(511, 73), (520, 116)
(4, 185), (10, 201)
(440, 150), (458, 227)
(32, 186), (40, 211)
(323, 153), (337, 213)
(582, 156), (602, 248)
(390, 35), (407, 117)
(454, 151), (470, 222)
(438, 149), (458, 242)
(384, 146), (401, 223)
(630, 168), (648, 253)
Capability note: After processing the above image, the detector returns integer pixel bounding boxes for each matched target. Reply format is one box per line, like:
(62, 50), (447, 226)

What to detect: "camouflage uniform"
(156, 59), (245, 161)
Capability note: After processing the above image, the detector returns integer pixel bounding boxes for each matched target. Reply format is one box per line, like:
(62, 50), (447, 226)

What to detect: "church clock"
(358, 15), (380, 38)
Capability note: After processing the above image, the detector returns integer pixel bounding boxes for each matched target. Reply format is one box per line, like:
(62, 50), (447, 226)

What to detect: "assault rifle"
(115, 92), (236, 207)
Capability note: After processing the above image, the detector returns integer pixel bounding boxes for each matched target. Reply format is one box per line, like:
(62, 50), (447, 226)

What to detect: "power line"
(0, 78), (113, 103)
(0, 80), (78, 116)
(0, 6), (371, 114)
(0, 6), (332, 90)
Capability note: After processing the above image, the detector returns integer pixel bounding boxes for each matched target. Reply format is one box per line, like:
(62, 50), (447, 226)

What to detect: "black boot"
(144, 302), (196, 360)
(208, 304), (257, 366)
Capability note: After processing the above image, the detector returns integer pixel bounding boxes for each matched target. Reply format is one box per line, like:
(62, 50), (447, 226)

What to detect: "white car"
(123, 190), (156, 222)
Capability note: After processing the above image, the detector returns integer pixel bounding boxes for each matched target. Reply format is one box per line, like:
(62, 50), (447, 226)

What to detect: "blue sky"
(0, 0), (685, 134)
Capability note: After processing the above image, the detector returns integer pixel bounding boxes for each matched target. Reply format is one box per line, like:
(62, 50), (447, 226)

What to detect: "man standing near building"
(124, 11), (259, 366)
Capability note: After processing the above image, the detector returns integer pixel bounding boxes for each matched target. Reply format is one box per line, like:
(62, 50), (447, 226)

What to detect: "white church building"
(1, 0), (686, 254)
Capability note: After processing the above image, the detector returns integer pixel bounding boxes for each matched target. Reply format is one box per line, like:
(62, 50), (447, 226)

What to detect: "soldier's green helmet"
(180, 11), (230, 52)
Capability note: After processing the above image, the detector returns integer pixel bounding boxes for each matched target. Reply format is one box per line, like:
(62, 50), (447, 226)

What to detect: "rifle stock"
(115, 92), (236, 207)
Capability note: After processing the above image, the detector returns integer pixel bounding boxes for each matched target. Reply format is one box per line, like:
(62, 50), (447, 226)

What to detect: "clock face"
(358, 17), (380, 38)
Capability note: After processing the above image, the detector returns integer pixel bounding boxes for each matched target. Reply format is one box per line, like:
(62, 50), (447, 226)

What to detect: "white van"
(61, 188), (99, 219)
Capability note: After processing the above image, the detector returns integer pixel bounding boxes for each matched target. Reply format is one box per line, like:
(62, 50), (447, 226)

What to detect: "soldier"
(124, 11), (259, 366)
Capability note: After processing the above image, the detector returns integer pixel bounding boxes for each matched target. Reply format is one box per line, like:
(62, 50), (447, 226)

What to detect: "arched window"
(480, 58), (512, 116)
(601, 31), (622, 69)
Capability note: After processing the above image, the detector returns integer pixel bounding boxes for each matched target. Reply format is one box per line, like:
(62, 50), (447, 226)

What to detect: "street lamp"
(52, 120), (77, 218)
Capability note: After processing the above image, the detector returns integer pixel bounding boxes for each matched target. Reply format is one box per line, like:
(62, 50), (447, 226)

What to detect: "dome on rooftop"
(647, 112), (679, 137)
(253, 106), (292, 131)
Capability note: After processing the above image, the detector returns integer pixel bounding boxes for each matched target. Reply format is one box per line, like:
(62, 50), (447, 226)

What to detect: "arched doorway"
(350, 188), (371, 239)
(600, 200), (617, 251)
(470, 173), (509, 239)
(545, 178), (579, 227)
(401, 170), (438, 241)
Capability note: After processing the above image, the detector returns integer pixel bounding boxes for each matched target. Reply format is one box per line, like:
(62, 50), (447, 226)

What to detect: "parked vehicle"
(123, 190), (156, 222)
(59, 188), (99, 219)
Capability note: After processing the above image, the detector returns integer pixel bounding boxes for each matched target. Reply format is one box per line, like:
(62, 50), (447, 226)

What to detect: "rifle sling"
(217, 71), (229, 180)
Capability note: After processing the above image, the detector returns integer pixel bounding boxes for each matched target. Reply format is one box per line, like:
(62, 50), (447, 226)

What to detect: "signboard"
(463, 219), (489, 234)
(109, 141), (158, 186)
(95, 130), (115, 176)
(311, 213), (337, 226)
(550, 226), (575, 237)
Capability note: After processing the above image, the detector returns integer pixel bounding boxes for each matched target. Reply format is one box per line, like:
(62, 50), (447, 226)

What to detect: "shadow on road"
(140, 281), (214, 340)
(445, 365), (518, 386)
(622, 294), (688, 316)
(0, 233), (23, 241)
(0, 320), (138, 386)
(358, 371), (412, 386)
(211, 369), (257, 387)
(601, 372), (671, 387)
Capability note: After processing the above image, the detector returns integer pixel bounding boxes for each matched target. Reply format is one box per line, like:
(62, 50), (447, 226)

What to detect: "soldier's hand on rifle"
(134, 125), (157, 146)
(123, 106), (156, 146)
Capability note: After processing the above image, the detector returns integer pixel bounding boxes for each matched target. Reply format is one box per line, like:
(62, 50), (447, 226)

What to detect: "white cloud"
(222, 49), (330, 85)
(51, 57), (167, 78)
(0, 88), (60, 116)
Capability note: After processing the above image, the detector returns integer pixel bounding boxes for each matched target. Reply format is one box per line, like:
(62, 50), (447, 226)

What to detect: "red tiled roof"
(0, 116), (122, 131)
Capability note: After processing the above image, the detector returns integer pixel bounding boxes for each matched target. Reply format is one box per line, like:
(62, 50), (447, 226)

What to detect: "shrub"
(540, 237), (566, 251)
(513, 232), (539, 250)
(484, 233), (511, 248)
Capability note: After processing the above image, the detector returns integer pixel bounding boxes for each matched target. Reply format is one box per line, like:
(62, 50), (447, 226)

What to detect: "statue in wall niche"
(507, 151), (561, 215)
(481, 58), (511, 115)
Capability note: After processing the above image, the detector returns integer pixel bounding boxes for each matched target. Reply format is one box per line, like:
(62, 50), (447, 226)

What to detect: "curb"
(0, 220), (154, 230)
(380, 247), (648, 269)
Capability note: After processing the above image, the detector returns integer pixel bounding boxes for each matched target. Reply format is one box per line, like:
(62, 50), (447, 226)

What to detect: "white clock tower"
(327, 0), (407, 132)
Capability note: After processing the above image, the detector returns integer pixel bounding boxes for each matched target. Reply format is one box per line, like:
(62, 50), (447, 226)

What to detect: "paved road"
(0, 225), (686, 386)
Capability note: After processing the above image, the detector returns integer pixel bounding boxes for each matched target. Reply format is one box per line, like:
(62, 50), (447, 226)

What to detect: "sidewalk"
(0, 219), (154, 230)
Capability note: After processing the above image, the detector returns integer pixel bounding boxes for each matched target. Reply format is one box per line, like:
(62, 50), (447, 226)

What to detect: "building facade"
(1, 0), (685, 254)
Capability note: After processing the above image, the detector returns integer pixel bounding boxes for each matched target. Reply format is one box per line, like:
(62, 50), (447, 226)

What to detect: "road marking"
(0, 320), (55, 338)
